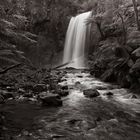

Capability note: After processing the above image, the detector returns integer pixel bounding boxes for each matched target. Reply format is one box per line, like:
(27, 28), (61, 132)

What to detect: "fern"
(0, 49), (15, 56)
(0, 56), (19, 65)
(0, 48), (29, 67)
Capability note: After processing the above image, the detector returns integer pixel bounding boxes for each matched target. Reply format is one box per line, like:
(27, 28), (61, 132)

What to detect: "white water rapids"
(63, 12), (91, 68)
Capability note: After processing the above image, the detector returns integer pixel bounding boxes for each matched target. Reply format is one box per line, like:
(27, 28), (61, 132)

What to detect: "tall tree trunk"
(132, 0), (140, 31)
(117, 13), (127, 45)
(96, 22), (105, 40)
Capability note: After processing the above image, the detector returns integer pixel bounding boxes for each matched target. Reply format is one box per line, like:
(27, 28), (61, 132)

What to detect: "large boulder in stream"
(39, 92), (62, 107)
(83, 89), (100, 98)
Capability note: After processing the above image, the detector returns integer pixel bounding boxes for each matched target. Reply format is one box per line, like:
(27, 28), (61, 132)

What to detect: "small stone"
(130, 94), (137, 99)
(61, 85), (68, 90)
(77, 75), (83, 78)
(105, 92), (114, 96)
(75, 81), (81, 85)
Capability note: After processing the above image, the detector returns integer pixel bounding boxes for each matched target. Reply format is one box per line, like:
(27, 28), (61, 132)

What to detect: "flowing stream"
(1, 71), (140, 140)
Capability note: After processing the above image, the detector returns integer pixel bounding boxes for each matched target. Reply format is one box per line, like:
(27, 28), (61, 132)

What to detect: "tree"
(132, 0), (140, 31)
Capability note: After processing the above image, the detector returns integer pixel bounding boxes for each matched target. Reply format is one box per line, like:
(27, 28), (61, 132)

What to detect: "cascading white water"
(63, 11), (91, 68)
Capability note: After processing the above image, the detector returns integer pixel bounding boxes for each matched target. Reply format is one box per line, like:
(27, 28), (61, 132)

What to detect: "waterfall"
(63, 11), (91, 69)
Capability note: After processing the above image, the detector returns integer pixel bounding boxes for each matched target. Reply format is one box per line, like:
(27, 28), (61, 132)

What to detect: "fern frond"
(0, 49), (15, 56)
(0, 56), (19, 64)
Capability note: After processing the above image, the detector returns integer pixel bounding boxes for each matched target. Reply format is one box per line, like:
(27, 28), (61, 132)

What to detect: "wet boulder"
(83, 89), (100, 98)
(75, 81), (81, 85)
(61, 85), (68, 90)
(57, 90), (69, 97)
(77, 75), (83, 78)
(105, 92), (114, 96)
(39, 93), (62, 107)
(75, 81), (82, 89)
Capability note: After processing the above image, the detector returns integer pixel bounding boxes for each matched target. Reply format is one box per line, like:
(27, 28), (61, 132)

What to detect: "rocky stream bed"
(0, 70), (140, 140)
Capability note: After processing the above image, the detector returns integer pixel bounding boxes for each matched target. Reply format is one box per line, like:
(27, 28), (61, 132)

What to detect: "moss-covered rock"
(127, 31), (140, 50)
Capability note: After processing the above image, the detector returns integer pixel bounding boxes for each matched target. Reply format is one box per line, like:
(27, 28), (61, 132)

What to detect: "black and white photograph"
(0, 0), (140, 139)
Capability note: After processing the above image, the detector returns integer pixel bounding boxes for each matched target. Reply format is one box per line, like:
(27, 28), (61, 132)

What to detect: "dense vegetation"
(0, 0), (93, 68)
(88, 0), (140, 92)
(0, 0), (140, 139)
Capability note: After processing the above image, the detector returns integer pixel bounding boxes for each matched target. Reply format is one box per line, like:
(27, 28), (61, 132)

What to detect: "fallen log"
(52, 61), (74, 69)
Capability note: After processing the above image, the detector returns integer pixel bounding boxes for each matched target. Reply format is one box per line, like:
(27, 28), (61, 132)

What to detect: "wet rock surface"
(83, 89), (100, 98)
(40, 94), (62, 107)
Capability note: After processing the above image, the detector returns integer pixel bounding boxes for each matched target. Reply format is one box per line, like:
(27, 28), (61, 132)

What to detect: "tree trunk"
(117, 13), (127, 45)
(53, 61), (74, 69)
(132, 0), (140, 31)
(96, 22), (105, 40)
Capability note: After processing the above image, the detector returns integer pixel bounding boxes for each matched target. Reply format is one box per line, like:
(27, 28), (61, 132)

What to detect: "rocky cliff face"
(89, 2), (140, 92)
